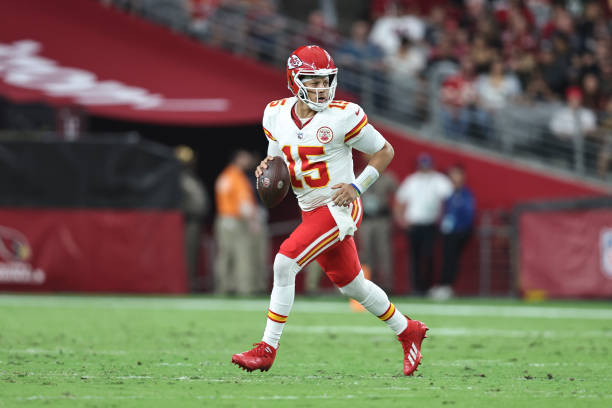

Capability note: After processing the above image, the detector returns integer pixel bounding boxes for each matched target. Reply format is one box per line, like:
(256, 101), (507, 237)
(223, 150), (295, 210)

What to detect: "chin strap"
(294, 73), (336, 111)
(297, 88), (330, 111)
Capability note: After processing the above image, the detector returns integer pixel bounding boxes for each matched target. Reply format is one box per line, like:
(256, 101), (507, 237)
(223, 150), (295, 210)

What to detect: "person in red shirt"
(439, 57), (478, 140)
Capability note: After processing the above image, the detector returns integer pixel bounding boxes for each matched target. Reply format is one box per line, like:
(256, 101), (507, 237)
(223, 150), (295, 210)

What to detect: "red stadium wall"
(0, 209), (187, 293)
(0, 139), (188, 294)
(519, 207), (612, 298)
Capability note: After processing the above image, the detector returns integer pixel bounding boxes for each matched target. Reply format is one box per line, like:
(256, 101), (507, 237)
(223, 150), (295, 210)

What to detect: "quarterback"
(231, 45), (428, 376)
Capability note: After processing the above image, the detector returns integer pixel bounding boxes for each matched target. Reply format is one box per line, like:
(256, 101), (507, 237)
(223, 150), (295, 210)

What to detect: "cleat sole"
(231, 357), (272, 373)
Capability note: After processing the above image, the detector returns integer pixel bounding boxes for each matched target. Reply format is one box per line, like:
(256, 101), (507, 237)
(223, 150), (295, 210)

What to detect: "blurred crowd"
(101, 0), (612, 178)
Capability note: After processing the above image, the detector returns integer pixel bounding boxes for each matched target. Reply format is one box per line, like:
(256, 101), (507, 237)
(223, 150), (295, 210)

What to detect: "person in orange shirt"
(214, 149), (260, 295)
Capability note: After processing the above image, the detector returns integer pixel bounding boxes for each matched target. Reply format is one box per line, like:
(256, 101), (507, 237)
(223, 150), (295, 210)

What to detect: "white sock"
(340, 271), (408, 335)
(262, 284), (295, 348)
(377, 302), (409, 335)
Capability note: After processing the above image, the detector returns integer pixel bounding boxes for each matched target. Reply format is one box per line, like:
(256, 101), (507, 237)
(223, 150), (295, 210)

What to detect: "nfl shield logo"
(600, 228), (612, 279)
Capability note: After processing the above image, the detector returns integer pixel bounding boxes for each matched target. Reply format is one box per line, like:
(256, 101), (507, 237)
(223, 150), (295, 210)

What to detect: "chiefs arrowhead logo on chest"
(316, 126), (333, 144)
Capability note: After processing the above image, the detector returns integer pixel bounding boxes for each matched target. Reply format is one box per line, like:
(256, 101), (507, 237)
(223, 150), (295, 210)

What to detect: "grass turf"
(0, 294), (611, 407)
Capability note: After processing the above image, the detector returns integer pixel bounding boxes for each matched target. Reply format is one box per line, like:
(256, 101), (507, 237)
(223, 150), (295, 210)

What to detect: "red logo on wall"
(0, 226), (45, 285)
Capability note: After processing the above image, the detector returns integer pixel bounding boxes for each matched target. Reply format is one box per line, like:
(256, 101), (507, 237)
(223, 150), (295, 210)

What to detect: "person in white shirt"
(549, 86), (597, 168)
(474, 58), (521, 142)
(369, 3), (425, 56)
(394, 153), (453, 295)
(549, 87), (597, 140)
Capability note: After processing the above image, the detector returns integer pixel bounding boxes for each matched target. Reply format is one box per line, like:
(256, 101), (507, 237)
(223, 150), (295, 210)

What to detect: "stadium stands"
(106, 0), (612, 181)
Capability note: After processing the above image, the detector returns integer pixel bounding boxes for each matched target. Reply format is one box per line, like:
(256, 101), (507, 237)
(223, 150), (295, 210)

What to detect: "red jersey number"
(281, 145), (330, 189)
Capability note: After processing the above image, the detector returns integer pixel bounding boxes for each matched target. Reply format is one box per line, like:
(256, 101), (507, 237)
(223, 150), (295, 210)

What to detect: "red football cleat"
(397, 316), (429, 376)
(232, 341), (277, 372)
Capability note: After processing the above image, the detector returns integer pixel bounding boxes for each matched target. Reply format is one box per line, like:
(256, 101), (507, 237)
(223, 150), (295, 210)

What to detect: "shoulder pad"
(267, 98), (290, 108)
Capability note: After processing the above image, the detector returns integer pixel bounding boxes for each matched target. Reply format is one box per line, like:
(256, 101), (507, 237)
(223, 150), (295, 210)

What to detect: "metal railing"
(478, 209), (514, 297)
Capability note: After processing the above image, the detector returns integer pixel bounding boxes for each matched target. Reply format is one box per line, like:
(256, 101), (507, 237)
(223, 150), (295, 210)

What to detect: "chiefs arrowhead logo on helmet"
(287, 55), (303, 69)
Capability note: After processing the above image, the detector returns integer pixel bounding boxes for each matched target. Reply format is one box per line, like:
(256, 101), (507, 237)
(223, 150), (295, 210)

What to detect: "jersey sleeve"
(262, 103), (281, 157)
(342, 103), (386, 154)
(267, 140), (282, 157)
(262, 104), (277, 144)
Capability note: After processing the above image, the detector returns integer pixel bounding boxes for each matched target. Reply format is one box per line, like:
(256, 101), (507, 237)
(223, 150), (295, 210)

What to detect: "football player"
(232, 45), (428, 376)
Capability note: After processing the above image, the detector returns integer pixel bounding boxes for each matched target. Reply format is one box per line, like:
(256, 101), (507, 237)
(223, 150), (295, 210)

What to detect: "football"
(256, 156), (290, 208)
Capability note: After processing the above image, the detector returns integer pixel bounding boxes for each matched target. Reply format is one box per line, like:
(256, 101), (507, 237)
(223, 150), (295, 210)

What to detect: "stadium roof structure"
(0, 0), (289, 125)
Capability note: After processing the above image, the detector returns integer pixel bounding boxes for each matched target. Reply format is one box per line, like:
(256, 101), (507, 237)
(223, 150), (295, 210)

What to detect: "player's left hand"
(331, 183), (358, 207)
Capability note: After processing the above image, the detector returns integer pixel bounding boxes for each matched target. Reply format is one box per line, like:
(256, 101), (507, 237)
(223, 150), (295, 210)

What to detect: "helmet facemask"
(294, 70), (337, 112)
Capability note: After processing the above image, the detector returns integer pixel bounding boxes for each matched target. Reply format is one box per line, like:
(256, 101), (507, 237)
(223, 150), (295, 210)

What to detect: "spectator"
(385, 35), (427, 120)
(452, 28), (472, 61)
(356, 154), (399, 294)
(394, 153), (453, 295)
(439, 57), (479, 140)
(500, 7), (537, 60)
(429, 164), (475, 301)
(424, 5), (447, 47)
(541, 5), (577, 43)
(214, 149), (260, 295)
(186, 0), (220, 40)
(385, 36), (427, 81)
(337, 20), (384, 66)
(548, 86), (597, 168)
(511, 50), (538, 90)
(474, 57), (522, 142)
(576, 1), (603, 52)
(369, 2), (426, 56)
(525, 0), (553, 31)
(523, 68), (556, 102)
(459, 0), (488, 35)
(538, 41), (570, 97)
(336, 20), (385, 95)
(549, 86), (597, 139)
(176, 145), (210, 292)
(293, 10), (339, 51)
(581, 72), (606, 111)
(473, 16), (502, 50)
(247, 0), (286, 62)
(427, 32), (460, 68)
(468, 34), (497, 75)
(207, 0), (250, 49)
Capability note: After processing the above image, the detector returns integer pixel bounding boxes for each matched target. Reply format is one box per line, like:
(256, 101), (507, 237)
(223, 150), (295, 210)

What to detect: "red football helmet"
(286, 45), (338, 111)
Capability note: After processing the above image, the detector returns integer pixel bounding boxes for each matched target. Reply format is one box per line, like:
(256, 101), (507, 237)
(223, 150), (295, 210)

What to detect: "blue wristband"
(350, 183), (362, 196)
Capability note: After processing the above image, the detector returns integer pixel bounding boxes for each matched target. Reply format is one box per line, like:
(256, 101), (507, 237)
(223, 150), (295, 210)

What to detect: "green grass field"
(0, 294), (611, 407)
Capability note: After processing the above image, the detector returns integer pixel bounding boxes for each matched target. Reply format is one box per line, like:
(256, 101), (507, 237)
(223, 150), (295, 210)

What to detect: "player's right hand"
(255, 155), (275, 178)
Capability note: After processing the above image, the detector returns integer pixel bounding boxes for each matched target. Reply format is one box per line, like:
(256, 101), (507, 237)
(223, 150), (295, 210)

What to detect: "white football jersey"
(262, 97), (386, 211)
